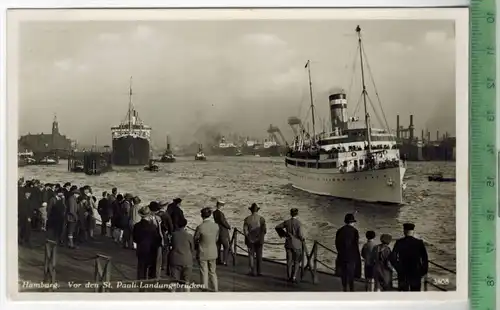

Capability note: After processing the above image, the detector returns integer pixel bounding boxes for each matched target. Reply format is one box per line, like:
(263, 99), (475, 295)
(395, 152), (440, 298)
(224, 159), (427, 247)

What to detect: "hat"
(344, 213), (356, 224)
(133, 196), (142, 204)
(138, 206), (151, 217)
(403, 223), (415, 231)
(200, 207), (212, 218)
(158, 200), (168, 207)
(380, 234), (392, 244)
(124, 193), (134, 200)
(290, 208), (299, 217)
(70, 188), (80, 195)
(44, 183), (53, 187)
(149, 201), (161, 212)
(217, 200), (225, 206)
(63, 182), (71, 187)
(249, 203), (260, 212)
(173, 198), (182, 204)
(70, 185), (78, 191)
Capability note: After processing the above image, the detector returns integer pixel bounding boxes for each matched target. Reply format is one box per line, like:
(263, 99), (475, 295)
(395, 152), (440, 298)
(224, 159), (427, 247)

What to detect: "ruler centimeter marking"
(470, 0), (497, 309)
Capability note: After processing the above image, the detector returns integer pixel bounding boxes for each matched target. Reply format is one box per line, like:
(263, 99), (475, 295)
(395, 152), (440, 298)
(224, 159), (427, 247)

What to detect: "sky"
(18, 19), (456, 147)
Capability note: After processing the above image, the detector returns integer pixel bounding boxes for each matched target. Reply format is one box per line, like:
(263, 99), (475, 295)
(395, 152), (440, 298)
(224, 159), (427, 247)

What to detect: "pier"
(18, 225), (455, 293)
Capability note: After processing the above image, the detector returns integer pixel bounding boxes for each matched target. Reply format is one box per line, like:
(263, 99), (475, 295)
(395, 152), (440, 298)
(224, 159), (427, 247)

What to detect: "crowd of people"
(18, 177), (429, 292)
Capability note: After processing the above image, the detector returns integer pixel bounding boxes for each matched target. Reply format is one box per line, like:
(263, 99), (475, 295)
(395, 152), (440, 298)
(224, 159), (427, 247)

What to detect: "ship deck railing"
(23, 224), (455, 292)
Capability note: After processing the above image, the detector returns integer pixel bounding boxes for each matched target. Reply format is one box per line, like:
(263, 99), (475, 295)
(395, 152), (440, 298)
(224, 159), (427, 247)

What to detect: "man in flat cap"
(335, 213), (362, 291)
(390, 223), (429, 291)
(243, 203), (267, 276)
(213, 200), (231, 266)
(275, 208), (305, 283)
(157, 200), (174, 276)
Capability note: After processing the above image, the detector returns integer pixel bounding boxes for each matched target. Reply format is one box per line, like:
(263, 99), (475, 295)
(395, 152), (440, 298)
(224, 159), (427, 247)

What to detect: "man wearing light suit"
(169, 217), (194, 292)
(275, 208), (305, 283)
(194, 207), (219, 292)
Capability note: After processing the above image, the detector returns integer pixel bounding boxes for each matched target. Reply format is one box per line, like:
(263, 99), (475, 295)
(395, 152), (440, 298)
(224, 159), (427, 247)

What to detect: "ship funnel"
(329, 92), (348, 131)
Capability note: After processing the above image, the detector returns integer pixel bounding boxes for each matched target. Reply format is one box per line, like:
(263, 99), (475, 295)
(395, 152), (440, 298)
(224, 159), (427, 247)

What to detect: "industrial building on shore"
(18, 115), (74, 157)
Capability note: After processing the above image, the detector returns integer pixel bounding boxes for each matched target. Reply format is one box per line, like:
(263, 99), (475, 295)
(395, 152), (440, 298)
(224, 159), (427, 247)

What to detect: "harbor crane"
(267, 124), (288, 146)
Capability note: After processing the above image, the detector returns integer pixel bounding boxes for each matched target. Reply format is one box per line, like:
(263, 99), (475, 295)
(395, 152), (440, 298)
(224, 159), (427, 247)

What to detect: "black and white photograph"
(6, 8), (468, 299)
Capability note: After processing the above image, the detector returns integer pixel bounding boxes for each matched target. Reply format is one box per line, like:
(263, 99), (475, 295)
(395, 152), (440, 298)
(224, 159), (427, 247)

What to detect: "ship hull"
(286, 158), (405, 204)
(255, 146), (283, 157)
(212, 146), (239, 156)
(112, 135), (150, 166)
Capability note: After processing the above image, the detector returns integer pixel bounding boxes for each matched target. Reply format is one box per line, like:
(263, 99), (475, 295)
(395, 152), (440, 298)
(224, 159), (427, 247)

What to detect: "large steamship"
(111, 77), (151, 166)
(285, 26), (406, 204)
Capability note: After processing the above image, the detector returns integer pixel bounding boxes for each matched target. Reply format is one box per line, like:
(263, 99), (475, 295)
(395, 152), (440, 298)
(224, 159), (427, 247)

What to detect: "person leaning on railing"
(275, 208), (305, 283)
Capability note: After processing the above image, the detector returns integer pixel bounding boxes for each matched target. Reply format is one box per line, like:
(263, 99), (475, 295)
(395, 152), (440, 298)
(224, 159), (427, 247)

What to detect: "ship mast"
(356, 25), (372, 153)
(305, 60), (316, 147)
(128, 76), (133, 132)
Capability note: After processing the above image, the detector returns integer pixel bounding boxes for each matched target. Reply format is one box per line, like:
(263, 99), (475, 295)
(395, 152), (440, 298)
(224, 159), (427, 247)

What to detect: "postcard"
(6, 7), (468, 302)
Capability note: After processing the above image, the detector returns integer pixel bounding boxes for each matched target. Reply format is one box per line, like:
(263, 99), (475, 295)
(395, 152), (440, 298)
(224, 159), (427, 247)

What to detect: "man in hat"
(335, 213), (362, 292)
(47, 189), (67, 245)
(243, 203), (267, 277)
(65, 187), (80, 249)
(194, 207), (219, 291)
(213, 200), (231, 266)
(18, 188), (35, 247)
(390, 223), (429, 291)
(169, 217), (195, 292)
(275, 208), (304, 283)
(157, 200), (174, 275)
(97, 191), (112, 236)
(62, 182), (72, 200)
(133, 206), (162, 283)
(167, 198), (186, 231)
(371, 234), (394, 291)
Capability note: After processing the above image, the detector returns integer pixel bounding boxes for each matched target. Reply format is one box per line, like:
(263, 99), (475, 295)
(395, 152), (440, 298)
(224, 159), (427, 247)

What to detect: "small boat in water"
(159, 135), (176, 163)
(428, 173), (456, 182)
(38, 156), (58, 165)
(235, 150), (243, 156)
(195, 144), (207, 161)
(144, 160), (159, 172)
(71, 161), (85, 173)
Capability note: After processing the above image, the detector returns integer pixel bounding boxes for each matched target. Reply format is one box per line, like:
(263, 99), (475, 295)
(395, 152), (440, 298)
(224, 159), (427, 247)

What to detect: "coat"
(194, 218), (219, 261)
(167, 203), (186, 230)
(335, 224), (362, 278)
(275, 217), (304, 250)
(97, 197), (112, 220)
(133, 219), (162, 259)
(169, 228), (195, 267)
(213, 209), (231, 242)
(243, 213), (266, 245)
(47, 196), (66, 229)
(18, 196), (35, 221)
(372, 243), (393, 290)
(66, 194), (79, 223)
(390, 236), (429, 278)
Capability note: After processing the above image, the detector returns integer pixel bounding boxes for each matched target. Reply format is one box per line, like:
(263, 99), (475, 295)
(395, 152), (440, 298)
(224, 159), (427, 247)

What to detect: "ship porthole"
(351, 152), (357, 157)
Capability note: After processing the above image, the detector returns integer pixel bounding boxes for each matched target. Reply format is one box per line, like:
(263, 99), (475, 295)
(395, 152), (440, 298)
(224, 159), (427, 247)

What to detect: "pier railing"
(185, 226), (456, 292)
(23, 226), (455, 293)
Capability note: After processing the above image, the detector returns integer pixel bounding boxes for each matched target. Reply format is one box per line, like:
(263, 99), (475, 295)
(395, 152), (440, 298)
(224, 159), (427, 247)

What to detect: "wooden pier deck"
(19, 229), (364, 292)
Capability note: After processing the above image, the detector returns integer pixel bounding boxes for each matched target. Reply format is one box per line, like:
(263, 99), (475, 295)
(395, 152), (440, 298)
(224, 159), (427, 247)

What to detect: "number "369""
(432, 278), (450, 285)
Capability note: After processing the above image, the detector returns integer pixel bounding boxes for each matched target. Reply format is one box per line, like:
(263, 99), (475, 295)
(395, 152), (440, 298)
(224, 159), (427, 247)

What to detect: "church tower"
(52, 114), (59, 136)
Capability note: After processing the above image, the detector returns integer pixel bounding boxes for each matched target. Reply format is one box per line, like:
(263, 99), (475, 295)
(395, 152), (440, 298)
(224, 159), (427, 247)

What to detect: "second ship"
(111, 77), (151, 166)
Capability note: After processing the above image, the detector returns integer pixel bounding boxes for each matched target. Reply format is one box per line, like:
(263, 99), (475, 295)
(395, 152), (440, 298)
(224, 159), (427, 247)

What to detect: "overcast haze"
(18, 19), (456, 147)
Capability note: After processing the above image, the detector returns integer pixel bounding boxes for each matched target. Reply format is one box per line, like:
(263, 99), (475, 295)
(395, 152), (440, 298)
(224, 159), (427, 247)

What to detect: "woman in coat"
(371, 234), (394, 291)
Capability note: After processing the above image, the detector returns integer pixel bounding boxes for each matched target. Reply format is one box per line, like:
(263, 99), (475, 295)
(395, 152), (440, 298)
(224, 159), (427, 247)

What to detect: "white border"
(1, 4), (469, 310)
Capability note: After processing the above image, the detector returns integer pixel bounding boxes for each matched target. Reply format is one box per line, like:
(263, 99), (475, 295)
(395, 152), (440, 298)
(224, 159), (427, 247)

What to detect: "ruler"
(469, 0), (497, 309)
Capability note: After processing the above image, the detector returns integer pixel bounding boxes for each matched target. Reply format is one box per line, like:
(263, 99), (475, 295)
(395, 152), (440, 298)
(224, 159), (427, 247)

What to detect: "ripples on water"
(19, 157), (456, 286)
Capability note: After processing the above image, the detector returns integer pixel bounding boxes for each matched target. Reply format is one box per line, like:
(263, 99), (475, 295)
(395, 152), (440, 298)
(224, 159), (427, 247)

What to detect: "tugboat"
(144, 159), (159, 172)
(195, 145), (207, 161)
(38, 156), (58, 165)
(159, 135), (176, 163)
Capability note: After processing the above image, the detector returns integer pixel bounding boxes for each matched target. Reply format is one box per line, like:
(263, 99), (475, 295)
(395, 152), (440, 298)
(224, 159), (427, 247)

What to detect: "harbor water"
(19, 157), (456, 289)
